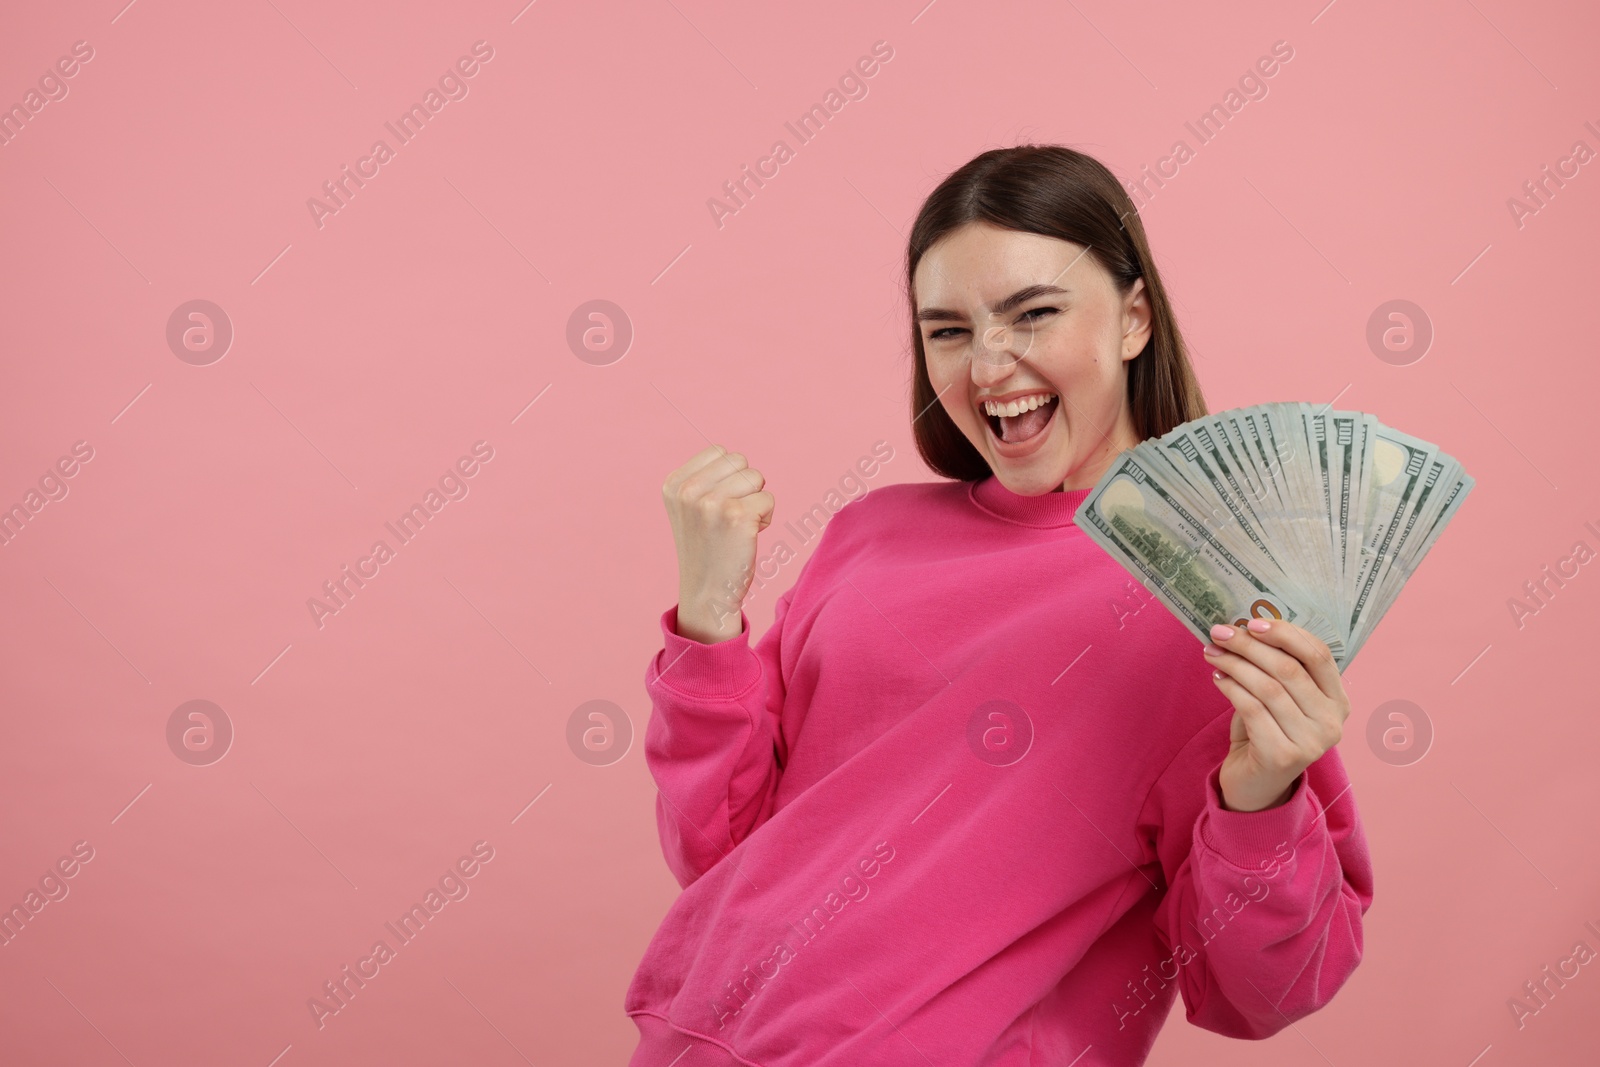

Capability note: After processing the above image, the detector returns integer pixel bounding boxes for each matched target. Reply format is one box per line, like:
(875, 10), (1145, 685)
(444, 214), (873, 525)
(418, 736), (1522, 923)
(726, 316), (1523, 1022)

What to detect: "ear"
(1122, 277), (1153, 361)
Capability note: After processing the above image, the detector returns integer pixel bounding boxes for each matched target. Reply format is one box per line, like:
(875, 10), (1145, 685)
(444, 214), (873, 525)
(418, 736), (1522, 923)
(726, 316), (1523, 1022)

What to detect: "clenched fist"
(662, 445), (775, 644)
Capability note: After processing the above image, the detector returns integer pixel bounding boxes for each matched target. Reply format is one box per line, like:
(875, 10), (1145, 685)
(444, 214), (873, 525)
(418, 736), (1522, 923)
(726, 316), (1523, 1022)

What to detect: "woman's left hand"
(1203, 617), (1350, 813)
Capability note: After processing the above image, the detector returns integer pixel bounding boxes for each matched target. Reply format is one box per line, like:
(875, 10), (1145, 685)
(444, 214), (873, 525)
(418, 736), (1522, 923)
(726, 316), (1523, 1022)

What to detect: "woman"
(626, 144), (1371, 1066)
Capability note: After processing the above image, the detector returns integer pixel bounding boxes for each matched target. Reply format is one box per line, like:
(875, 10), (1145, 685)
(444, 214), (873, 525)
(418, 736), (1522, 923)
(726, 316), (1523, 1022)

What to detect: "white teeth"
(983, 393), (1056, 418)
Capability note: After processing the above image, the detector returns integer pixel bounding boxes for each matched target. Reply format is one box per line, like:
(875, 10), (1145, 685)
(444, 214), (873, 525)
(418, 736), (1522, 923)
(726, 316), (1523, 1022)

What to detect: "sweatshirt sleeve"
(642, 583), (796, 890)
(1133, 705), (1375, 1040)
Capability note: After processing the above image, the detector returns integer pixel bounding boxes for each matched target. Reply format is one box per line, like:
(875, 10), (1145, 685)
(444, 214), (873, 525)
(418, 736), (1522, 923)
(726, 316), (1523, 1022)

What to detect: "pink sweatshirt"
(625, 474), (1373, 1067)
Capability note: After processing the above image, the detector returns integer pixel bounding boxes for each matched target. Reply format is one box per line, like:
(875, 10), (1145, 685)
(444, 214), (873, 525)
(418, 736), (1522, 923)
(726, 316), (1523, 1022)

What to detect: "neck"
(1060, 419), (1139, 492)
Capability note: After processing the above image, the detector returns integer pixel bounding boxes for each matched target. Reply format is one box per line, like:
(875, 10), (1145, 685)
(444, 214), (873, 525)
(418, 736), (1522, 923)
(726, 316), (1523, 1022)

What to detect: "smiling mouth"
(986, 394), (1059, 445)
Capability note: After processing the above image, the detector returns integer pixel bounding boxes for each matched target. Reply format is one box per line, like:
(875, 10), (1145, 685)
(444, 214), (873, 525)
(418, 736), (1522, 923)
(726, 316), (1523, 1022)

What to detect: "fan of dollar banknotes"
(1073, 402), (1474, 670)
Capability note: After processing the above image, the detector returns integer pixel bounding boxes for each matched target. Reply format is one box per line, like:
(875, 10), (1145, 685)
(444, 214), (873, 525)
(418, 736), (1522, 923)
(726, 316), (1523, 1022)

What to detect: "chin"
(991, 459), (1069, 495)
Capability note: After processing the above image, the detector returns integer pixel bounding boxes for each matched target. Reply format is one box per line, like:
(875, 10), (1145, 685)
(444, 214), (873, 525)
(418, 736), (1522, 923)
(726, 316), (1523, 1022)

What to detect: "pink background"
(2, 0), (1597, 1064)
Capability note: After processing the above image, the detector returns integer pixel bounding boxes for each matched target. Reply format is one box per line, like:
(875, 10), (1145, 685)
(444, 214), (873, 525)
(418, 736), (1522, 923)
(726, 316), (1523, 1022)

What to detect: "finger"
(675, 444), (732, 483)
(667, 444), (731, 489)
(713, 465), (766, 500)
(682, 450), (750, 498)
(745, 490), (775, 531)
(1205, 644), (1320, 750)
(1236, 617), (1344, 707)
(1208, 622), (1327, 716)
(1212, 669), (1292, 754)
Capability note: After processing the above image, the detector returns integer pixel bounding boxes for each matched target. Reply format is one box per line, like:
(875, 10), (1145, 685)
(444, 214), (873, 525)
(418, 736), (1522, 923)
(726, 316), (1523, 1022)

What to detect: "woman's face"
(913, 221), (1152, 494)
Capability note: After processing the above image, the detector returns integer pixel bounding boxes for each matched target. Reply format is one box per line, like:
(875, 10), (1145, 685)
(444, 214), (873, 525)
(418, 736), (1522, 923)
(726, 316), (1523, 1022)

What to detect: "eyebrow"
(915, 284), (1072, 324)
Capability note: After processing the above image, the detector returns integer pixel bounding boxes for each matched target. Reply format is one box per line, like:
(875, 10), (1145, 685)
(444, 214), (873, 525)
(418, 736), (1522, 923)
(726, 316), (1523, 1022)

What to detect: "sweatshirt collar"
(969, 474), (1094, 529)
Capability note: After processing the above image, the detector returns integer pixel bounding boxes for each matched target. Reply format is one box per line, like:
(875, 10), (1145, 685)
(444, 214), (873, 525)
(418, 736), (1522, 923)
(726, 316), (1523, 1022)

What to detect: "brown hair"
(905, 144), (1208, 481)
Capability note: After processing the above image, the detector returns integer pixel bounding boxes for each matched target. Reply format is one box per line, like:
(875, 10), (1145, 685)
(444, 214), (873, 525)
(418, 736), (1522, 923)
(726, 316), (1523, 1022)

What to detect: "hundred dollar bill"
(1345, 423), (1439, 642)
(1312, 409), (1363, 627)
(1157, 421), (1293, 578)
(1075, 402), (1471, 671)
(1151, 416), (1336, 633)
(1248, 405), (1338, 603)
(1076, 452), (1347, 659)
(1346, 464), (1474, 661)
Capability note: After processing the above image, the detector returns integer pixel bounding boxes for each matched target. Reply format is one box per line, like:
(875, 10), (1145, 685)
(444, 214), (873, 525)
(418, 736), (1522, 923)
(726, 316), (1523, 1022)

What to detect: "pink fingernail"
(1210, 623), (1235, 640)
(1247, 618), (1271, 633)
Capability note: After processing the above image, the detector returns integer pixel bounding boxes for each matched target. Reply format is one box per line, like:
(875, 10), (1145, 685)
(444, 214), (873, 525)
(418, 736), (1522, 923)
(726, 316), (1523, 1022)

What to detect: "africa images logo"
(711, 840), (895, 1031)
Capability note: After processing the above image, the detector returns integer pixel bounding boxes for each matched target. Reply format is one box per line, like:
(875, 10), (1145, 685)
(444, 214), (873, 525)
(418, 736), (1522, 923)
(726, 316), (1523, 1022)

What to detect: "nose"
(970, 321), (1023, 385)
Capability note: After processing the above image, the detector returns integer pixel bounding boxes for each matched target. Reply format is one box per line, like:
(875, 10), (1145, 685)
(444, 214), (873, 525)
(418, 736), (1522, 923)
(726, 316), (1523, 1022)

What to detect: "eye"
(926, 307), (1057, 343)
